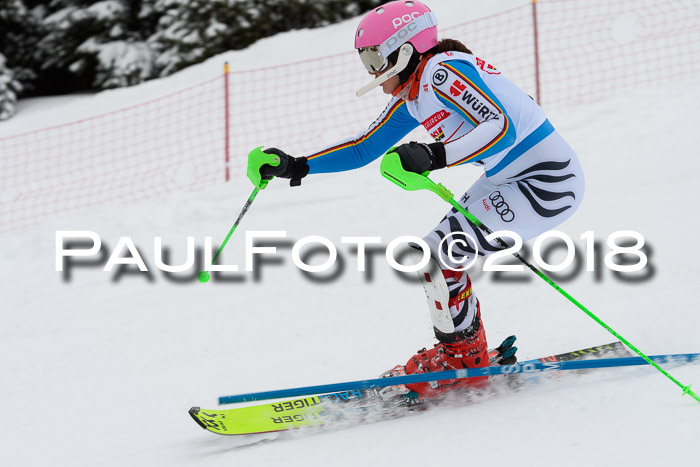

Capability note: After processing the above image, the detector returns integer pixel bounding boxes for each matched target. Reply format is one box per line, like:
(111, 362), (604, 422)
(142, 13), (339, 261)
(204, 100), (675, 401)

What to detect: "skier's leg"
(423, 131), (584, 335)
(404, 131), (584, 397)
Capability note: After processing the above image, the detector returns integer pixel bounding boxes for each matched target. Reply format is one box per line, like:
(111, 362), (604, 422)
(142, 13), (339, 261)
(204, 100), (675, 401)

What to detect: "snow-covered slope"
(1, 1), (698, 466)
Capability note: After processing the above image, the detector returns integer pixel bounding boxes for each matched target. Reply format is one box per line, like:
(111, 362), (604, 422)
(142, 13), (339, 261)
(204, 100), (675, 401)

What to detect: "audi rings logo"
(489, 191), (515, 222)
(432, 68), (448, 86)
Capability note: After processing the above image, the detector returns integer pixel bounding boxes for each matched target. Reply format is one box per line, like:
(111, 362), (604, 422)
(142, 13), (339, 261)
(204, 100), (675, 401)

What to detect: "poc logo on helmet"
(393, 12), (420, 29)
(386, 20), (418, 49)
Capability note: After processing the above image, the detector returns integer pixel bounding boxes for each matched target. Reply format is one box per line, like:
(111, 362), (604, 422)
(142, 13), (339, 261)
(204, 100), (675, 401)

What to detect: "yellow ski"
(189, 390), (368, 435)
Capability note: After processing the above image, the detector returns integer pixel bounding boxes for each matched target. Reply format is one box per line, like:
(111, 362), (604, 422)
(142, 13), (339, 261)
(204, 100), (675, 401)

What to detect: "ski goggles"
(356, 12), (438, 74)
(358, 46), (390, 73)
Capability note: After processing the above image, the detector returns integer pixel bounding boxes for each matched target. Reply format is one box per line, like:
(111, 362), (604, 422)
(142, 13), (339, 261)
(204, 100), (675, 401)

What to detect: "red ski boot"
(404, 312), (489, 398)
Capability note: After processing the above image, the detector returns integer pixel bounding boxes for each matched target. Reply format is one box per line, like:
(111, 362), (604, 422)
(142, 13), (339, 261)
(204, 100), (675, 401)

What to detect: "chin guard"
(356, 44), (414, 97)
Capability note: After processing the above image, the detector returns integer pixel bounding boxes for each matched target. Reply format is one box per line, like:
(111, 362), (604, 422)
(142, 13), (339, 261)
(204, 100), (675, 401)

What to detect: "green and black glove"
(258, 148), (309, 187)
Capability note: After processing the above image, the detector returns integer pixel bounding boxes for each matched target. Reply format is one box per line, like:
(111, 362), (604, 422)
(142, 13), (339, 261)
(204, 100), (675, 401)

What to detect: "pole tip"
(198, 271), (210, 283)
(682, 384), (700, 402)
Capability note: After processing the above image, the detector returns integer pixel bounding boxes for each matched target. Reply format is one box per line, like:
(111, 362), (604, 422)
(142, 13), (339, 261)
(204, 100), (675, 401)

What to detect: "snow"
(86, 1), (126, 22)
(1, 0), (698, 466)
(78, 38), (155, 87)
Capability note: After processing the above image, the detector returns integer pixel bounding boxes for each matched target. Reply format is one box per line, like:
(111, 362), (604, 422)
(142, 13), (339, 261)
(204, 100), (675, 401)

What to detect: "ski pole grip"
(380, 151), (453, 201)
(247, 146), (281, 189)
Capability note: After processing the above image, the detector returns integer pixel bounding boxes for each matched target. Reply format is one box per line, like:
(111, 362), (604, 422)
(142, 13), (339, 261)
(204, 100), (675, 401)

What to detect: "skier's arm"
(305, 96), (420, 174)
(430, 60), (516, 166)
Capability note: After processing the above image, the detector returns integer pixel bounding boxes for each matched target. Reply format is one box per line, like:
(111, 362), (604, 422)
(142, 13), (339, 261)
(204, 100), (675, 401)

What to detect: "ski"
(189, 340), (634, 436)
(535, 341), (629, 362)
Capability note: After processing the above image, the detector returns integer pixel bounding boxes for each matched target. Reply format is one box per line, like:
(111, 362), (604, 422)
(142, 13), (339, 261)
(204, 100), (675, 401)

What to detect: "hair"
(391, 38), (473, 84)
(428, 38), (473, 56)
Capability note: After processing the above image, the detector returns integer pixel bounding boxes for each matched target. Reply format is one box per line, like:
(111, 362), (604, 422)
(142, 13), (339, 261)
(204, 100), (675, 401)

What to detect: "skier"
(249, 0), (584, 398)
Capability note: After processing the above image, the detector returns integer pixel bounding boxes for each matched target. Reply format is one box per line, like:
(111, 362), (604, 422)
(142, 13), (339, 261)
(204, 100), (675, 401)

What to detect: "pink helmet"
(354, 1), (438, 96)
(355, 1), (438, 54)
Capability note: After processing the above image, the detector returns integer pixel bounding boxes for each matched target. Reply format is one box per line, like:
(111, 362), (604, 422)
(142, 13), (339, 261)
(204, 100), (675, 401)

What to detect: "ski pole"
(379, 151), (700, 402)
(198, 147), (281, 283)
(218, 352), (700, 404)
(198, 186), (261, 283)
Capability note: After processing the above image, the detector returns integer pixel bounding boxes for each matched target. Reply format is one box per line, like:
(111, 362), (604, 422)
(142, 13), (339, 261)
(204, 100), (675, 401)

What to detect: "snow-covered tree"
(37, 0), (157, 90)
(149, 0), (382, 77)
(0, 52), (23, 120)
(1, 0), (383, 102)
(0, 0), (41, 98)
